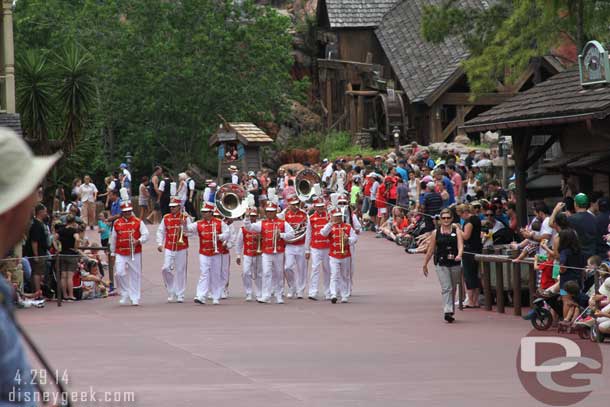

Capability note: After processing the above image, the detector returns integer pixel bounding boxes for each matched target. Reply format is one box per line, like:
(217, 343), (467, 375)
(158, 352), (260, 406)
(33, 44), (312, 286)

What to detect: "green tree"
(421, 0), (610, 95)
(14, 0), (304, 179)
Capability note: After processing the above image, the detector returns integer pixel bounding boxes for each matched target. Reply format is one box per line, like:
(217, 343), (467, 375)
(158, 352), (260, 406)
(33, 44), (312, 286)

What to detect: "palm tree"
(55, 44), (96, 155)
(16, 50), (55, 154)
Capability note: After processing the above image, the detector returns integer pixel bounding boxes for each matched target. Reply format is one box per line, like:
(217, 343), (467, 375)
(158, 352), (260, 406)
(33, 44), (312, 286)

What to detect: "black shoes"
(444, 313), (455, 323)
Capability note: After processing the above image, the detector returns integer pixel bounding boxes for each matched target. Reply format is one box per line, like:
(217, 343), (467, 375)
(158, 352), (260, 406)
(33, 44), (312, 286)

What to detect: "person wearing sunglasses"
(422, 208), (464, 323)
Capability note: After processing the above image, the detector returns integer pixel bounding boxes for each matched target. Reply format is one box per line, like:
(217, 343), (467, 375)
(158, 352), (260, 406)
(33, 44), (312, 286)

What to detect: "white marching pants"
(285, 244), (307, 295)
(309, 248), (330, 297)
(347, 244), (356, 295)
(242, 255), (262, 297)
(197, 254), (222, 301)
(161, 249), (188, 298)
(115, 254), (142, 303)
(220, 253), (230, 289)
(261, 253), (285, 301)
(329, 257), (351, 300)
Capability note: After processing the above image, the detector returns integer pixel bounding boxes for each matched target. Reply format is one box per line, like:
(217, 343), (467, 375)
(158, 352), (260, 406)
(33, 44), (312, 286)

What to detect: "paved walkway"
(17, 226), (610, 406)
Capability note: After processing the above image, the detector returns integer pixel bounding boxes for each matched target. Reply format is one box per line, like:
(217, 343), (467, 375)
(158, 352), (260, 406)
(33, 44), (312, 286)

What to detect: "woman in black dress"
(458, 204), (482, 307)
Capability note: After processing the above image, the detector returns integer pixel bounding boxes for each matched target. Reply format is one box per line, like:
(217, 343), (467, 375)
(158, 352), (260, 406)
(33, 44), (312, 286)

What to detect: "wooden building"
(316, 0), (569, 146)
(462, 41), (610, 226)
(208, 122), (273, 183)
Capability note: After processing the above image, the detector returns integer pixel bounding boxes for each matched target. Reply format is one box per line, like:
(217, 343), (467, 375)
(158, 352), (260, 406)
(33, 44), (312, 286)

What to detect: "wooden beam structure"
(439, 92), (516, 106)
(441, 105), (474, 140)
(512, 129), (532, 227)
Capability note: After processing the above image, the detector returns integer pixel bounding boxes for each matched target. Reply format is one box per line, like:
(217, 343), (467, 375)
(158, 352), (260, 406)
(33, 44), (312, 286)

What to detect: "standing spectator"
(24, 203), (50, 295)
(107, 190), (122, 224)
(158, 173), (172, 216)
(464, 150), (476, 169)
(138, 176), (151, 221)
(71, 177), (82, 203)
(396, 159), (409, 182)
(147, 166), (163, 224)
(458, 204), (482, 308)
(185, 170), (196, 217)
(120, 163), (132, 193)
(56, 214), (81, 301)
(408, 171), (419, 207)
(362, 173), (373, 216)
(447, 165), (462, 203)
(229, 165), (239, 184)
(350, 177), (361, 210)
(595, 197), (610, 255)
(375, 177), (389, 228)
(463, 169), (479, 202)
(433, 169), (455, 206)
(177, 172), (188, 207)
(395, 177), (409, 210)
(422, 182), (443, 232)
(98, 211), (111, 248)
(79, 175), (98, 230)
(321, 158), (333, 184)
(564, 193), (598, 258)
(246, 171), (260, 206)
(369, 174), (380, 228)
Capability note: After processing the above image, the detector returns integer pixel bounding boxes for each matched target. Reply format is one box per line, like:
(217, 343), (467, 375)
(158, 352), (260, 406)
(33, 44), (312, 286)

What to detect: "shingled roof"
(209, 122), (273, 146)
(375, 0), (484, 105)
(462, 68), (610, 132)
(322, 0), (400, 28)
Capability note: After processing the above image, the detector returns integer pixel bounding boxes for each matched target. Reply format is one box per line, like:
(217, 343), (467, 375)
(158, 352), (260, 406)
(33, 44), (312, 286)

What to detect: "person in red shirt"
(376, 179), (388, 229)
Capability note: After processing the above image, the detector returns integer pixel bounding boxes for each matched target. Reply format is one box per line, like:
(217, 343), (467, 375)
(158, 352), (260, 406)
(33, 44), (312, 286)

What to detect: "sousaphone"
(215, 183), (248, 219)
(295, 169), (322, 202)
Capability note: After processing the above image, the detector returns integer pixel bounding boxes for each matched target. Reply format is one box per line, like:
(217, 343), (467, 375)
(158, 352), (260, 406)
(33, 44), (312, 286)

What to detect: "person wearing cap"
(214, 209), (237, 299)
(321, 158), (333, 185)
(550, 193), (597, 258)
(305, 197), (331, 300)
(228, 165), (239, 184)
(0, 128), (60, 405)
(244, 201), (295, 304)
(320, 208), (358, 303)
(156, 194), (193, 303)
(336, 194), (361, 295)
(187, 202), (230, 305)
(278, 194), (309, 298)
(109, 188), (150, 306)
(246, 171), (260, 207)
(235, 208), (263, 301)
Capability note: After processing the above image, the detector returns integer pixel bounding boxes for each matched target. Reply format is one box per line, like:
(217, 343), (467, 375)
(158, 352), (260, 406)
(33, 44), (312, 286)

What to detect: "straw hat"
(0, 128), (61, 214)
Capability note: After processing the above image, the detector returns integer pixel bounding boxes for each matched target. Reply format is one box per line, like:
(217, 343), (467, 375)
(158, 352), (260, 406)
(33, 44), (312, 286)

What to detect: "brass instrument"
(129, 230), (135, 261)
(256, 232), (262, 255)
(272, 223), (278, 254)
(339, 226), (345, 255)
(212, 223), (219, 254)
(295, 169), (322, 202)
(284, 218), (307, 244)
(215, 183), (248, 219)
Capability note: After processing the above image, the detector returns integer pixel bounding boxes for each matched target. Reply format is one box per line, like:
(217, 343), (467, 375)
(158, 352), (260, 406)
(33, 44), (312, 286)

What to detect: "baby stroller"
(399, 215), (427, 251)
(530, 292), (592, 339)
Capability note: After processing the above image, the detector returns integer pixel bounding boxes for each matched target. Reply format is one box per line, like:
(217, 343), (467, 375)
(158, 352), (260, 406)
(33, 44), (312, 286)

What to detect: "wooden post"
(512, 262), (522, 316)
(528, 262), (537, 307)
(326, 79), (333, 128)
(511, 131), (532, 227)
(428, 103), (443, 143)
(357, 95), (365, 132)
(482, 260), (492, 311)
(496, 262), (505, 313)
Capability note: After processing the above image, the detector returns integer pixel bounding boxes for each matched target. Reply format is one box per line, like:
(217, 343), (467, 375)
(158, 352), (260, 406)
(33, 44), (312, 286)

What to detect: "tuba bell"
(295, 169), (322, 202)
(215, 183), (248, 219)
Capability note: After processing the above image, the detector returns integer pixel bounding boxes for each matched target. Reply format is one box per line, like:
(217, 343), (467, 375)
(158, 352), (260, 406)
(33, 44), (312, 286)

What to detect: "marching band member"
(187, 202), (230, 305)
(320, 208), (358, 304)
(235, 208), (263, 301)
(305, 197), (331, 300)
(244, 201), (295, 304)
(156, 184), (192, 303)
(337, 194), (361, 295)
(279, 194), (309, 298)
(109, 188), (150, 306)
(214, 209), (236, 299)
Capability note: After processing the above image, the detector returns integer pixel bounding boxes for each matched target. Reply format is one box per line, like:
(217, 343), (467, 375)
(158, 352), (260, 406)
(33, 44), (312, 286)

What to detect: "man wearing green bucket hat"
(565, 193), (598, 258)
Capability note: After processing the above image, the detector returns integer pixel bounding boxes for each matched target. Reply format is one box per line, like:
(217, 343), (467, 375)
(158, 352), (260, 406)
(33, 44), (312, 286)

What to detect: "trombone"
(129, 230), (135, 261)
(272, 223), (279, 254)
(212, 222), (219, 254)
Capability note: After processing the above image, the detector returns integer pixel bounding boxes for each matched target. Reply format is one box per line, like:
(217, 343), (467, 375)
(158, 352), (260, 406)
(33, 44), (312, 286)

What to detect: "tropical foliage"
(14, 0), (304, 184)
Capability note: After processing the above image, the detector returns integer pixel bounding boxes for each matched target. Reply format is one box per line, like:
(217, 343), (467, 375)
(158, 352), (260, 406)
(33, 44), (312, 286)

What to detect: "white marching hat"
(0, 128), (61, 214)
(119, 188), (133, 212)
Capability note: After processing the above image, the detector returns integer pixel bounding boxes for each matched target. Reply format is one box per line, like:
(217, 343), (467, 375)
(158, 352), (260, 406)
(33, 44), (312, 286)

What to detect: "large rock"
(428, 142), (477, 157)
(482, 131), (500, 146)
(454, 134), (471, 145)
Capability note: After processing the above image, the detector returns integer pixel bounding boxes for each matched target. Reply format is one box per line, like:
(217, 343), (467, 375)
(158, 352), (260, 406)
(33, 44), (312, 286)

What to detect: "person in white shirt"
(321, 159), (333, 184)
(120, 163), (132, 192)
(177, 172), (188, 207)
(79, 175), (98, 230)
(229, 165), (239, 184)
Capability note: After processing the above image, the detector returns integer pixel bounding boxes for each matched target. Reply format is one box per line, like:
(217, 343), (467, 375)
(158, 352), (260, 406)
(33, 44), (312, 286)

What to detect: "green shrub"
(287, 131), (389, 161)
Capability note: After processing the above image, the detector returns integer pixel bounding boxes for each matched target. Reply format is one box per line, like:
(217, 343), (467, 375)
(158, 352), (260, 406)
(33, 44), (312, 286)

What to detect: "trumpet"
(129, 230), (135, 261)
(256, 232), (262, 255)
(272, 224), (278, 254)
(212, 224), (219, 254)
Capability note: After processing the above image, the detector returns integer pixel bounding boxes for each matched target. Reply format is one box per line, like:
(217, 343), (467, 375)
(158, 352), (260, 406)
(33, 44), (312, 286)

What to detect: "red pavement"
(16, 226), (610, 406)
